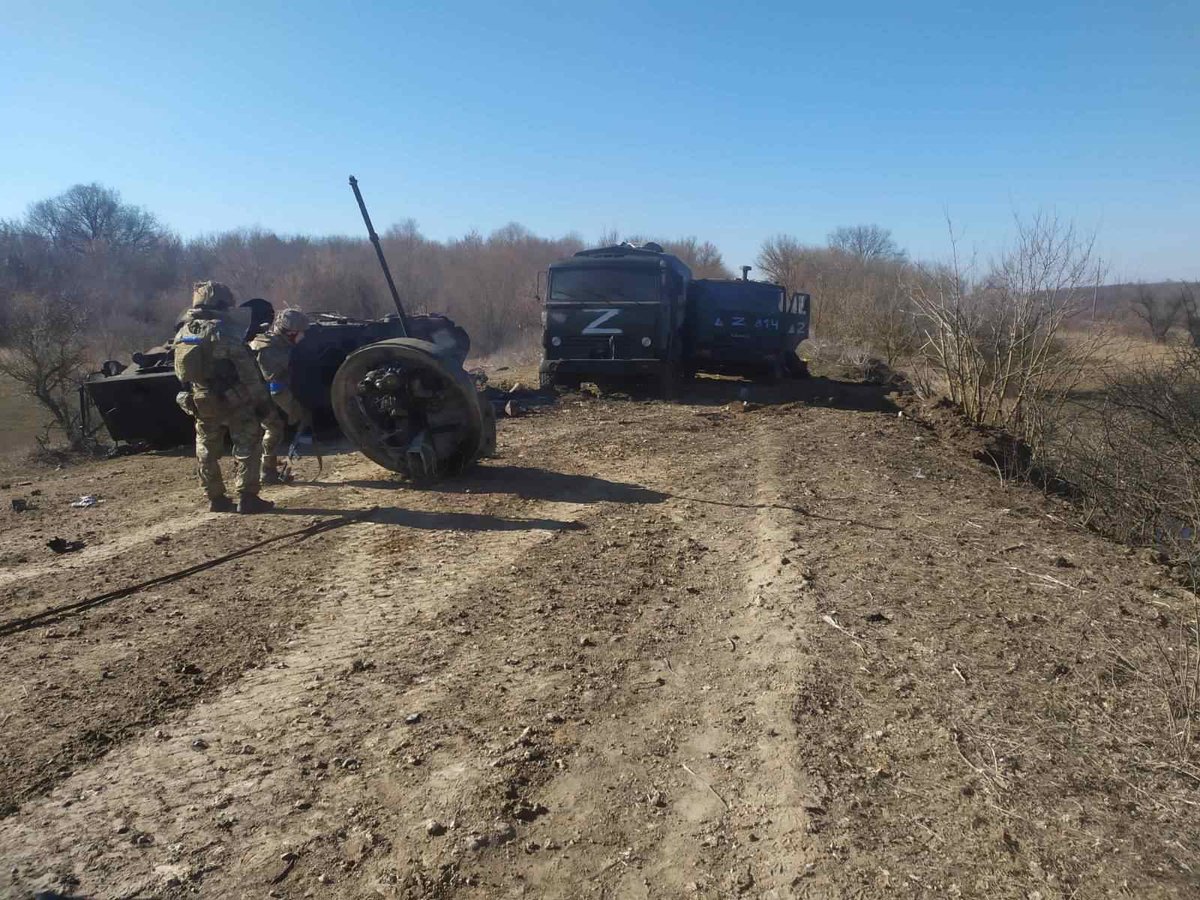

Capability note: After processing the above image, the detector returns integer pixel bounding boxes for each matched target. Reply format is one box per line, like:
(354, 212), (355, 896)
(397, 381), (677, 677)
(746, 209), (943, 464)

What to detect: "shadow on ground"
(558, 375), (901, 414)
(345, 464), (669, 506)
(271, 504), (588, 533)
(678, 375), (901, 413)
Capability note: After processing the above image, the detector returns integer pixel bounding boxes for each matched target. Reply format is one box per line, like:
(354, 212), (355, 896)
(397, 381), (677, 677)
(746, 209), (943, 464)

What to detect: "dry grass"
(1060, 327), (1180, 390)
(0, 374), (46, 467)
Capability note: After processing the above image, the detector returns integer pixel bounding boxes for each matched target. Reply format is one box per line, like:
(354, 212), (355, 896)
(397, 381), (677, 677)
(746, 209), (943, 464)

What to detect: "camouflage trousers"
(192, 395), (264, 499)
(261, 406), (288, 472)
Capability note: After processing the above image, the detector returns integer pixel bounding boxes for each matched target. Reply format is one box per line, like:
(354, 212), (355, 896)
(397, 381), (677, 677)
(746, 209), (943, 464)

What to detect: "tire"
(785, 354), (810, 379)
(658, 365), (680, 400)
(331, 338), (486, 479)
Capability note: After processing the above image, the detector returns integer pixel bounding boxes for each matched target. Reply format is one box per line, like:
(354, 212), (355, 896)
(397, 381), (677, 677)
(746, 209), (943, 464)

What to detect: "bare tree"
(908, 213), (1106, 448)
(827, 224), (905, 262)
(757, 234), (809, 288)
(658, 236), (730, 279)
(607, 234), (730, 278)
(1130, 282), (1183, 343)
(1175, 283), (1200, 348)
(26, 183), (167, 256)
(0, 293), (95, 449)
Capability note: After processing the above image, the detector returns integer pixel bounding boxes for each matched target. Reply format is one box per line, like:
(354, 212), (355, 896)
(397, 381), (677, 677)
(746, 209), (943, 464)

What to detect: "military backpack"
(174, 319), (237, 394)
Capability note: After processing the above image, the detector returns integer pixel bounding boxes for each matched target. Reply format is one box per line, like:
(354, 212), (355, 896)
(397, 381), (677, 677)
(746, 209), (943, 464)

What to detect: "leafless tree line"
(0, 183), (741, 446)
(757, 225), (914, 368)
(1130, 281), (1200, 345)
(0, 184), (741, 360)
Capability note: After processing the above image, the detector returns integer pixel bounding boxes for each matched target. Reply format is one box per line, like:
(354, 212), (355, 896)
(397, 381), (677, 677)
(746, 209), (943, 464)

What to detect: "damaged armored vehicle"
(83, 177), (494, 480)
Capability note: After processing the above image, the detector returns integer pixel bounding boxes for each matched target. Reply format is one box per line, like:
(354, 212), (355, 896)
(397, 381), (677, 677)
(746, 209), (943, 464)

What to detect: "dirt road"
(1, 381), (1196, 898)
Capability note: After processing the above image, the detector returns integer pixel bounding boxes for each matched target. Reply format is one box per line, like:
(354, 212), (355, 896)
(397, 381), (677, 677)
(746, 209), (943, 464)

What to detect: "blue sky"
(2, 1), (1197, 279)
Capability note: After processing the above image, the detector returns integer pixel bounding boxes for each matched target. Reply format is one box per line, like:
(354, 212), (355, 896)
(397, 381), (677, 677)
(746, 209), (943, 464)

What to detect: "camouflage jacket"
(174, 308), (270, 409)
(250, 331), (306, 424)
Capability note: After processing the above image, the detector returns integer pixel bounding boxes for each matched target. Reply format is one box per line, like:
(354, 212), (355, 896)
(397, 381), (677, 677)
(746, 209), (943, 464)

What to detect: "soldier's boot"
(209, 496), (236, 513)
(237, 493), (275, 514)
(262, 457), (282, 485)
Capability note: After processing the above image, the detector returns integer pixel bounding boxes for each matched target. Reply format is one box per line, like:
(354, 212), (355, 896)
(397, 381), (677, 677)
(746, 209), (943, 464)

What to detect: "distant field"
(0, 374), (46, 469)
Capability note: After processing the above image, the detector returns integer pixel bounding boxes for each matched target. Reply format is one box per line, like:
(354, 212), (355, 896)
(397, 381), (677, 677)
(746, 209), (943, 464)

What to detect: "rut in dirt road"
(2, 391), (1197, 899)
(0, 399), (832, 898)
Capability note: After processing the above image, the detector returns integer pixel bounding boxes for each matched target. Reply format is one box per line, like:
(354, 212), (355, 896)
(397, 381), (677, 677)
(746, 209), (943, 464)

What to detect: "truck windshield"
(550, 267), (660, 303)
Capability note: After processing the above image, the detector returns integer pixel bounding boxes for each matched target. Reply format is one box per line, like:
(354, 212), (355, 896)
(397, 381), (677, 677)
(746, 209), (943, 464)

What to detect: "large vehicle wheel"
(539, 370), (580, 391)
(331, 338), (488, 480)
(658, 365), (681, 400)
(785, 354), (811, 379)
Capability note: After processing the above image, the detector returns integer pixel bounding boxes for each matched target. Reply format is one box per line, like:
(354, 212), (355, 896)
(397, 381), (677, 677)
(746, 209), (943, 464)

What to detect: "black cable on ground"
(0, 506), (380, 639)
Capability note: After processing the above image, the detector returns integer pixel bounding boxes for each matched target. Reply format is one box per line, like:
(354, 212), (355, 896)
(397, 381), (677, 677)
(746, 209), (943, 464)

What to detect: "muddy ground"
(0, 377), (1197, 899)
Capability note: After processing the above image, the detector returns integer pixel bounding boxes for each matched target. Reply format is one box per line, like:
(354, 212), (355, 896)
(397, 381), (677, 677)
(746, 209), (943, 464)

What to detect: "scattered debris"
(404, 712), (422, 724)
(70, 495), (101, 508)
(491, 821), (517, 845)
(46, 538), (85, 554)
(425, 819), (446, 837)
(681, 762), (729, 810)
(11, 498), (30, 512)
(511, 801), (549, 822)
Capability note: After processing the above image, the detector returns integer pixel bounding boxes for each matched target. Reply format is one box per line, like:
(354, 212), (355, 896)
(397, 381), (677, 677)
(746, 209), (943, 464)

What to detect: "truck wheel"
(658, 367), (680, 400)
(785, 355), (810, 379)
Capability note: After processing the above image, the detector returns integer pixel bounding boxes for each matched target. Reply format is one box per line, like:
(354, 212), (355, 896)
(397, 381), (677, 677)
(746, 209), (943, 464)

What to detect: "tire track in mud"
(0, 486), (596, 898)
(1, 399), (867, 899)
(0, 404), (656, 897)
(0, 415), (587, 821)
(474, 412), (824, 899)
(0, 415), (577, 599)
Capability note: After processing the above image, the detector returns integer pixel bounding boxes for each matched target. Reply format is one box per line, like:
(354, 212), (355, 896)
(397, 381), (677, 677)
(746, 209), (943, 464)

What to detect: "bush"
(0, 293), (97, 450)
(906, 214), (1107, 452)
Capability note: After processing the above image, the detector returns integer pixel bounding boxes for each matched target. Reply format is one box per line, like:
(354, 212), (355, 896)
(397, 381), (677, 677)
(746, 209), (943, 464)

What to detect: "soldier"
(250, 308), (310, 484)
(174, 281), (276, 513)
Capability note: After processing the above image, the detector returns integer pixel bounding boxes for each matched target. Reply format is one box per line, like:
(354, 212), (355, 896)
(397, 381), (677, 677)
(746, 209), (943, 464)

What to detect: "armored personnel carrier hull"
(82, 310), (488, 480)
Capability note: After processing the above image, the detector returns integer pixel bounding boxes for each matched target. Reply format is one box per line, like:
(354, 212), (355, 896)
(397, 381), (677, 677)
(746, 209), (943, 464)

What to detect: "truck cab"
(685, 277), (811, 380)
(539, 243), (692, 389)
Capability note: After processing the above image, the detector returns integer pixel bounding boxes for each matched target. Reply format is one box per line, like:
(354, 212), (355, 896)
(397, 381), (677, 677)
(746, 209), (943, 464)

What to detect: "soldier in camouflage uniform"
(250, 308), (310, 484)
(174, 281), (276, 514)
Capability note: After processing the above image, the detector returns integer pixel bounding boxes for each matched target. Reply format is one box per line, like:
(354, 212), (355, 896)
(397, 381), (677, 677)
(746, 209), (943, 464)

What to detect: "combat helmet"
(271, 308), (310, 334)
(192, 281), (235, 310)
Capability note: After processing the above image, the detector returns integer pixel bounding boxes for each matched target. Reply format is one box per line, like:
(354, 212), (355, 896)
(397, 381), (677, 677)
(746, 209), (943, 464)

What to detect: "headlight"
(551, 336), (562, 347)
(641, 336), (652, 347)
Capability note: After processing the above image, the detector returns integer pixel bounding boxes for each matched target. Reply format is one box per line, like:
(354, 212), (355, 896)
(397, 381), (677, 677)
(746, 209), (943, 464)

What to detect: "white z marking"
(731, 316), (747, 327)
(582, 309), (622, 335)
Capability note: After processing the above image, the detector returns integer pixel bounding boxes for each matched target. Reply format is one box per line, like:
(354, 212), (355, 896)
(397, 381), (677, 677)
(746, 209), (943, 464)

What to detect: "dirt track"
(1, 380), (1197, 899)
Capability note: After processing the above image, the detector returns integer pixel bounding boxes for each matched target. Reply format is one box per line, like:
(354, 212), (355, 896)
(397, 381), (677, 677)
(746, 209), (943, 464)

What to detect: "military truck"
(685, 273), (811, 380)
(538, 245), (812, 390)
(538, 243), (692, 392)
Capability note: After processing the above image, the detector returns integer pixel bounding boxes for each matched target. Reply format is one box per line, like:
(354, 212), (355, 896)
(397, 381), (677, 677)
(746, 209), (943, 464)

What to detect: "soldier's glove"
(175, 391), (197, 418)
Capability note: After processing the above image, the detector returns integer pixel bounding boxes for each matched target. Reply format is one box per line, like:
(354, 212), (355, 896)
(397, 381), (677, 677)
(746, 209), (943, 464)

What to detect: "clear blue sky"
(2, 1), (1197, 280)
